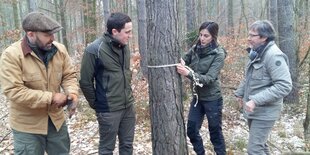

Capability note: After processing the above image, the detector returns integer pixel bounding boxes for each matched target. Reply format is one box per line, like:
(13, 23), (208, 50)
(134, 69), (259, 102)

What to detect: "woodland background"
(0, 0), (310, 154)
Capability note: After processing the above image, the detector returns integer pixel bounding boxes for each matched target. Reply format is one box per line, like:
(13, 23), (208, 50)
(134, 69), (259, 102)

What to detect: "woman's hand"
(177, 63), (190, 76)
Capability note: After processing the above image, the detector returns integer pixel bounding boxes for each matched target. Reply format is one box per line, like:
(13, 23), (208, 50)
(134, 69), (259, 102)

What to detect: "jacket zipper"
(121, 49), (127, 108)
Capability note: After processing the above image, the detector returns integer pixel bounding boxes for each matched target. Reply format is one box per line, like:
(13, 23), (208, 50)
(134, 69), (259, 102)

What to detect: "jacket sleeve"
(60, 46), (79, 96)
(182, 49), (192, 66)
(250, 54), (292, 105)
(0, 48), (53, 108)
(235, 78), (246, 98)
(79, 50), (96, 108)
(188, 48), (225, 85)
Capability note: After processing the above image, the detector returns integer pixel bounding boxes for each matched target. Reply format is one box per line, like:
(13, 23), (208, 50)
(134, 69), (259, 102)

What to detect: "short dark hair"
(199, 21), (219, 42)
(107, 12), (131, 34)
(250, 20), (276, 42)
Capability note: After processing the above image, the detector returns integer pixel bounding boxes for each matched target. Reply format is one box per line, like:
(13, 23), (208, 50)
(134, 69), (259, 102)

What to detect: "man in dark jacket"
(79, 12), (135, 155)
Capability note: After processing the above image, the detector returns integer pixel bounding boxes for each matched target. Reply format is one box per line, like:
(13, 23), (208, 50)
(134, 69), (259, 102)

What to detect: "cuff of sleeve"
(186, 71), (193, 80)
(48, 92), (54, 105)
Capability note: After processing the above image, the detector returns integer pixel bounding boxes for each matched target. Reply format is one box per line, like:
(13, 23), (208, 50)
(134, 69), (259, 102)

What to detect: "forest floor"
(0, 87), (307, 155)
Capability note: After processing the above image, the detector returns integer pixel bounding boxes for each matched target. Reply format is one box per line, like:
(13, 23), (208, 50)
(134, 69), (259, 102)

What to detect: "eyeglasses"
(248, 34), (260, 37)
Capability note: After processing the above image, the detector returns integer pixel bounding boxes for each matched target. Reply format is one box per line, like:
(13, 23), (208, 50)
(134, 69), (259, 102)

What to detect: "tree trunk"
(227, 0), (234, 35)
(102, 0), (110, 26)
(54, 0), (62, 43)
(305, 0), (309, 30)
(278, 0), (299, 104)
(239, 0), (249, 35)
(58, 0), (69, 52)
(146, 0), (188, 154)
(268, 0), (278, 38)
(83, 0), (97, 45)
(137, 0), (148, 78)
(27, 0), (37, 12)
(304, 46), (310, 142)
(12, 0), (19, 30)
(186, 0), (197, 47)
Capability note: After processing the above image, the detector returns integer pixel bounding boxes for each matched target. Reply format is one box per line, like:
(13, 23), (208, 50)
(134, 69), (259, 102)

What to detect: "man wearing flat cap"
(0, 12), (79, 155)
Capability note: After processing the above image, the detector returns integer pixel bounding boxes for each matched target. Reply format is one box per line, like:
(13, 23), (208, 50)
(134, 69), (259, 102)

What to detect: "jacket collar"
(250, 41), (275, 62)
(104, 33), (125, 49)
(21, 36), (32, 56)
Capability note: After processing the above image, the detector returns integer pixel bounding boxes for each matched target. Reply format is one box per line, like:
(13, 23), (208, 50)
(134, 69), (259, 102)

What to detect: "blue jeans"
(187, 98), (226, 155)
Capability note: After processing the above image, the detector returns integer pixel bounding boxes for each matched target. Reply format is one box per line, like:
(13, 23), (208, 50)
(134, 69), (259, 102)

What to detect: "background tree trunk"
(58, 0), (69, 51)
(83, 0), (97, 45)
(278, 0), (299, 104)
(137, 0), (148, 78)
(304, 46), (310, 143)
(12, 0), (19, 30)
(227, 0), (234, 35)
(27, 0), (37, 12)
(186, 0), (197, 47)
(146, 0), (188, 154)
(268, 0), (278, 41)
(102, 0), (110, 26)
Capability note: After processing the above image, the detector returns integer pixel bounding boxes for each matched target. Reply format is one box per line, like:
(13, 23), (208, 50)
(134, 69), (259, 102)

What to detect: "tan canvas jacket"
(0, 37), (79, 134)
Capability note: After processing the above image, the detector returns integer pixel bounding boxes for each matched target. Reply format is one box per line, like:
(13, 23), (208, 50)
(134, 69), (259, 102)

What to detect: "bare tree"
(304, 46), (310, 143)
(27, 0), (37, 12)
(145, 0), (188, 154)
(83, 0), (97, 45)
(186, 0), (197, 46)
(12, 0), (19, 30)
(238, 0), (249, 35)
(137, 0), (148, 78)
(102, 0), (110, 24)
(268, 0), (278, 36)
(227, 0), (234, 35)
(58, 0), (69, 51)
(278, 0), (298, 104)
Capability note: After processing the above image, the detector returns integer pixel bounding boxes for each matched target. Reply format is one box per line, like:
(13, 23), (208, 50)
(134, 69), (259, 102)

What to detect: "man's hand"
(236, 97), (243, 110)
(67, 94), (78, 118)
(245, 100), (256, 112)
(52, 93), (67, 108)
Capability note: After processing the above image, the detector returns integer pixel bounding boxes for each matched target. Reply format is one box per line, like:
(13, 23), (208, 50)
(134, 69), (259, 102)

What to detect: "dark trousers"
(12, 117), (70, 155)
(96, 105), (136, 155)
(187, 98), (226, 155)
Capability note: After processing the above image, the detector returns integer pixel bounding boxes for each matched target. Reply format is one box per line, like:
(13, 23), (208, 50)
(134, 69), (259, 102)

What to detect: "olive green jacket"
(183, 45), (226, 101)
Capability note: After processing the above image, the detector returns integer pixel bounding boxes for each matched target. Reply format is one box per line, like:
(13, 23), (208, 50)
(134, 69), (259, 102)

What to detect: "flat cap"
(22, 12), (62, 34)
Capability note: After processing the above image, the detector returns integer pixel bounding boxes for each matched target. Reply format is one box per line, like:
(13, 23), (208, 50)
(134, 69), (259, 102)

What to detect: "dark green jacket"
(183, 44), (226, 101)
(79, 33), (134, 112)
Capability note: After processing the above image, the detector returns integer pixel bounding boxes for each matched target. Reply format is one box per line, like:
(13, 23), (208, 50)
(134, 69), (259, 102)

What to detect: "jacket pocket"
(251, 63), (265, 80)
(22, 73), (42, 90)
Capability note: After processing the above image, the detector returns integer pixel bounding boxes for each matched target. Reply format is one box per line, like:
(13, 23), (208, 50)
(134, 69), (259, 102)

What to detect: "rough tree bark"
(27, 0), (37, 12)
(268, 0), (278, 33)
(278, 0), (299, 104)
(58, 0), (69, 51)
(304, 46), (310, 142)
(186, 0), (197, 47)
(146, 0), (188, 154)
(102, 0), (110, 25)
(137, 0), (148, 78)
(227, 0), (234, 35)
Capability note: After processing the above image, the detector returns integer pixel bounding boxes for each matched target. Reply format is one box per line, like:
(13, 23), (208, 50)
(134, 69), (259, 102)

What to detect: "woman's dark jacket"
(183, 43), (226, 101)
